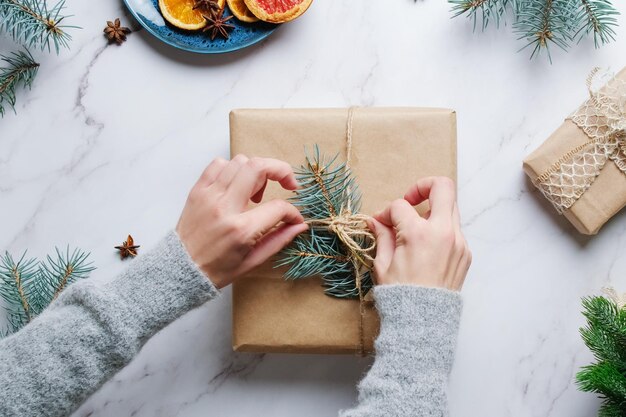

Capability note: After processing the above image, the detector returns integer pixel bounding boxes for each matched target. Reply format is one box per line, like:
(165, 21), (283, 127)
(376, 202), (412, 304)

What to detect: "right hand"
(176, 155), (308, 289)
(369, 177), (471, 291)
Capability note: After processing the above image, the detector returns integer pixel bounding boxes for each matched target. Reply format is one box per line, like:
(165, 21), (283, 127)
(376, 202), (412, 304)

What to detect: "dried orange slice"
(227, 0), (259, 22)
(158, 0), (227, 30)
(243, 0), (313, 23)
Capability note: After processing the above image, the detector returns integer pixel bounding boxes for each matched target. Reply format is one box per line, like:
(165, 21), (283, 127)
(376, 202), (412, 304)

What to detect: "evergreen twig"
(515, 0), (574, 61)
(0, 0), (74, 53)
(577, 294), (626, 417)
(0, 252), (37, 333)
(575, 0), (619, 46)
(0, 247), (94, 337)
(449, 0), (620, 60)
(450, 0), (517, 30)
(0, 50), (39, 117)
(276, 147), (373, 299)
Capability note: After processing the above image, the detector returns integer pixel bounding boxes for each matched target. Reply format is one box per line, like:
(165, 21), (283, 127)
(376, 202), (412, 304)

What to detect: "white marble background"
(2, 0), (626, 415)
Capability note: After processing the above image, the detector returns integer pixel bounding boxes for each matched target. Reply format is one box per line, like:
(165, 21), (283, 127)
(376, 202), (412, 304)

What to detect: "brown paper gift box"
(523, 68), (626, 235)
(230, 107), (457, 354)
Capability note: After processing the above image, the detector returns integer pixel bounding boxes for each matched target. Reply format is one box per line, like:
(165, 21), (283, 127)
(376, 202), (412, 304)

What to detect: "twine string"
(305, 106), (375, 355)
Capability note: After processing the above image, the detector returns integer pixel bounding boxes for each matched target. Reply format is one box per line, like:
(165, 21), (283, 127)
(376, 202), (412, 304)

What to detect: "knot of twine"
(306, 212), (376, 269)
(533, 68), (626, 213)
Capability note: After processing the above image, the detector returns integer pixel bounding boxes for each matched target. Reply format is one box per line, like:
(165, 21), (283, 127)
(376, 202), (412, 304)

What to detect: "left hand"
(176, 155), (308, 289)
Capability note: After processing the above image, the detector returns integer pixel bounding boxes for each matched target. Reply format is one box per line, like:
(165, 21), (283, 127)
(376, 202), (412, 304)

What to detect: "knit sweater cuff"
(373, 285), (462, 372)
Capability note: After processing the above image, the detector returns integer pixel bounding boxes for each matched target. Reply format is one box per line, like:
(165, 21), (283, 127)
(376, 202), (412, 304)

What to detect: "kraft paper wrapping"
(523, 68), (626, 235)
(230, 107), (457, 354)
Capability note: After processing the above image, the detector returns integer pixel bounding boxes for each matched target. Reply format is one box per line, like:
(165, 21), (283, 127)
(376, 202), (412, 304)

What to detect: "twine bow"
(533, 68), (626, 213)
(306, 107), (376, 355)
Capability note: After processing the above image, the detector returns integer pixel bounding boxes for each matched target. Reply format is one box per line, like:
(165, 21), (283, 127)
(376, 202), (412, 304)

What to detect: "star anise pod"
(115, 235), (140, 260)
(193, 0), (220, 12)
(202, 9), (234, 40)
(104, 18), (131, 45)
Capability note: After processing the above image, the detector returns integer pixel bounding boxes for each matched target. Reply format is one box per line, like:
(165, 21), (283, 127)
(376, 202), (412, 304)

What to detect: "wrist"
(373, 285), (462, 351)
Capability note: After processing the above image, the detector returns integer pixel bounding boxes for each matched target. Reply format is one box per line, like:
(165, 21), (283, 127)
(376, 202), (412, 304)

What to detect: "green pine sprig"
(515, 0), (575, 61)
(0, 50), (39, 117)
(576, 294), (626, 417)
(0, 0), (74, 53)
(449, 0), (620, 60)
(575, 0), (620, 47)
(276, 146), (373, 299)
(0, 252), (39, 332)
(0, 247), (94, 337)
(449, 0), (518, 30)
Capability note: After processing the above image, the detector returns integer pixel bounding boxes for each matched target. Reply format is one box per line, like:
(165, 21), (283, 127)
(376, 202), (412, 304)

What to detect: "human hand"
(176, 155), (308, 289)
(369, 177), (471, 291)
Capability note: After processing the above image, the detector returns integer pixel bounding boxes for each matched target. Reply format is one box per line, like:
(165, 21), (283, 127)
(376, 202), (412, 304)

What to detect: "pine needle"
(276, 146), (373, 299)
(449, 0), (620, 60)
(577, 294), (626, 416)
(0, 252), (38, 333)
(0, 0), (75, 53)
(575, 0), (619, 47)
(0, 50), (39, 117)
(0, 247), (94, 337)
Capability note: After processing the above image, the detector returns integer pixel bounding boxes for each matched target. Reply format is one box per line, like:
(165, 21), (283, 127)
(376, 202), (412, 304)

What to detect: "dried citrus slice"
(158, 0), (226, 30)
(243, 0), (313, 23)
(227, 0), (259, 22)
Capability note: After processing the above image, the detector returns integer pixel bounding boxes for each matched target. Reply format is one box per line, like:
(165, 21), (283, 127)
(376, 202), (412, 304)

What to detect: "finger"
(238, 222), (309, 273)
(240, 199), (304, 237)
(452, 247), (472, 291)
(403, 177), (456, 221)
(373, 199), (422, 229)
(194, 158), (228, 188)
(452, 202), (461, 231)
(214, 154), (248, 189)
(367, 218), (395, 278)
(227, 158), (298, 206)
(251, 182), (267, 204)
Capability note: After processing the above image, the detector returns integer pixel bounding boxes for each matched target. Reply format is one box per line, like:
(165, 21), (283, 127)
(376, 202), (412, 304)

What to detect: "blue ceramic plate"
(123, 0), (278, 54)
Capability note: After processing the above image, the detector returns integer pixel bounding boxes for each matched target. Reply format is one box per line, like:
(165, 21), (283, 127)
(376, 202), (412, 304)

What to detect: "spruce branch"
(514, 0), (575, 61)
(29, 247), (95, 315)
(575, 0), (619, 46)
(0, 50), (39, 117)
(449, 0), (516, 30)
(0, 0), (74, 53)
(0, 252), (38, 333)
(0, 247), (94, 337)
(577, 294), (626, 417)
(276, 147), (373, 299)
(449, 0), (620, 60)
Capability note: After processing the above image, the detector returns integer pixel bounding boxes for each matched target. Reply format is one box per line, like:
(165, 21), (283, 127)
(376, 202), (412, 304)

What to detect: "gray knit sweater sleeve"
(0, 230), (218, 417)
(341, 285), (463, 417)
(0, 231), (461, 417)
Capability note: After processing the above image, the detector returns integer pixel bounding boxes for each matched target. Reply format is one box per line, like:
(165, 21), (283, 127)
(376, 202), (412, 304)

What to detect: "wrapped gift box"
(230, 107), (457, 354)
(524, 68), (626, 235)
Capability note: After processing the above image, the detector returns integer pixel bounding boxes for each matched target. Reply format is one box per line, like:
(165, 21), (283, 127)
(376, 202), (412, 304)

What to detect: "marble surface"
(2, 0), (626, 415)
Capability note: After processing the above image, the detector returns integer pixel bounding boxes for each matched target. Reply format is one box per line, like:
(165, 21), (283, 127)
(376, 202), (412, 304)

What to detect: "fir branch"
(449, 0), (620, 60)
(0, 247), (94, 337)
(449, 0), (516, 30)
(276, 147), (373, 299)
(0, 252), (38, 333)
(0, 0), (74, 53)
(515, 0), (575, 61)
(29, 247), (95, 316)
(0, 50), (39, 117)
(575, 0), (619, 47)
(577, 295), (626, 417)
